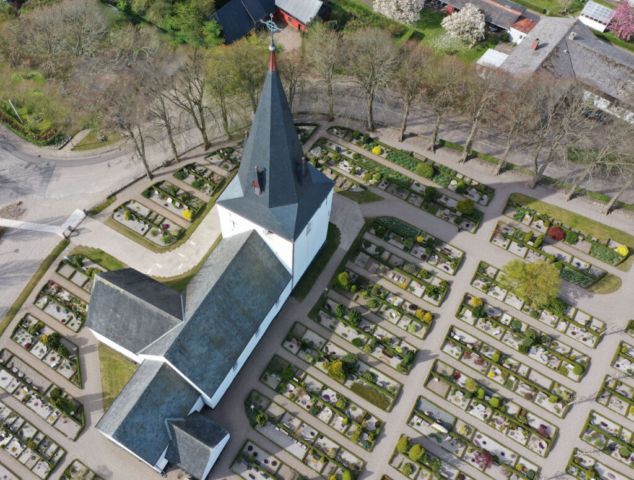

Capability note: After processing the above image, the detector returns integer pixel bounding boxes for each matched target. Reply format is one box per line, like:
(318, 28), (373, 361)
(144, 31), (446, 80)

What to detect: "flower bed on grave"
(56, 255), (106, 294)
(143, 181), (206, 221)
(597, 374), (634, 422)
(34, 281), (86, 332)
(295, 123), (318, 144)
(580, 411), (634, 468)
(456, 292), (589, 382)
(114, 199), (184, 246)
(566, 448), (629, 480)
(62, 460), (104, 480)
(230, 440), (299, 480)
(425, 359), (557, 457)
(204, 146), (241, 171)
(260, 355), (383, 452)
(173, 163), (224, 196)
(442, 326), (574, 418)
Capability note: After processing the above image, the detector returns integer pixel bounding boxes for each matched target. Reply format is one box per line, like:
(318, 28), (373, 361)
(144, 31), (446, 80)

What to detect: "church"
(85, 39), (334, 479)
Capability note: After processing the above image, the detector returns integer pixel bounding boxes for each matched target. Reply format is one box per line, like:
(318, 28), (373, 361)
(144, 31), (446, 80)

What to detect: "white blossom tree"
(441, 3), (486, 45)
(374, 0), (425, 24)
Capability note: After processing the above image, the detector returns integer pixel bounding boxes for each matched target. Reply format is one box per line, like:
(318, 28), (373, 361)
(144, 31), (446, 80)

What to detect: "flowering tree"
(441, 3), (486, 44)
(609, 1), (634, 41)
(374, 0), (425, 24)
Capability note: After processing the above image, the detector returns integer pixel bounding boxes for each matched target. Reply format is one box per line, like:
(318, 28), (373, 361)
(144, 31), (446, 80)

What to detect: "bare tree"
(305, 23), (342, 121)
(278, 49), (308, 113)
(457, 67), (505, 164)
(602, 153), (634, 214)
(392, 42), (432, 142)
(346, 28), (401, 131)
(165, 48), (213, 150)
(423, 57), (467, 153)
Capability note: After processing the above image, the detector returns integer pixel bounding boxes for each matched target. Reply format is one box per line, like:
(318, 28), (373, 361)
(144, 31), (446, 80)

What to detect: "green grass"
(89, 196), (117, 216)
(587, 274), (622, 294)
(72, 130), (122, 152)
(594, 31), (634, 55)
(98, 344), (138, 412)
(337, 189), (384, 204)
(510, 193), (634, 270)
(292, 223), (342, 302)
(69, 246), (128, 271)
(0, 239), (70, 337)
(158, 235), (223, 292)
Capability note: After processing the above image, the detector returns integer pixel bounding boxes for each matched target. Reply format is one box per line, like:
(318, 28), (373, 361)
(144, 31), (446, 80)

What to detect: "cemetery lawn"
(89, 196), (117, 216)
(337, 190), (384, 204)
(72, 129), (122, 152)
(70, 246), (127, 271)
(588, 273), (622, 294)
(99, 344), (138, 412)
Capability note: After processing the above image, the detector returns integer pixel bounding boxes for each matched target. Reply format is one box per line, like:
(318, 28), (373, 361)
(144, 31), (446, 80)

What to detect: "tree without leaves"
(602, 153), (634, 214)
(498, 259), (561, 307)
(346, 28), (401, 131)
(393, 41), (432, 142)
(306, 23), (342, 122)
(278, 49), (308, 113)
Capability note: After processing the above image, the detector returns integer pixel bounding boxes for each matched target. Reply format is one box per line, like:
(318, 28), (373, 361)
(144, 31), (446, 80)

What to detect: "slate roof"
(217, 47), (333, 240)
(209, 0), (276, 45)
(276, 0), (323, 24)
(96, 361), (201, 466)
(166, 414), (229, 479)
(501, 18), (634, 103)
(445, 0), (525, 29)
(86, 270), (182, 355)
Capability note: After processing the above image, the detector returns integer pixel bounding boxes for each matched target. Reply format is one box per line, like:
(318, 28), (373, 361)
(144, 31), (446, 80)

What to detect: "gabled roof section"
(96, 361), (200, 466)
(166, 414), (229, 479)
(209, 0), (276, 45)
(446, 0), (525, 29)
(86, 270), (182, 355)
(160, 231), (291, 399)
(276, 0), (323, 24)
(217, 44), (334, 240)
(510, 16), (537, 34)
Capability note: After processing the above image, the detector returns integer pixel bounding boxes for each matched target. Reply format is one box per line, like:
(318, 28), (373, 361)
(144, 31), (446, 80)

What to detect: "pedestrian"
(457, 226), (462, 232)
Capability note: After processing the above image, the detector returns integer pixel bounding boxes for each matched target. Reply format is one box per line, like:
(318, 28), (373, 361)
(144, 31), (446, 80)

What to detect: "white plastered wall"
(91, 330), (142, 364)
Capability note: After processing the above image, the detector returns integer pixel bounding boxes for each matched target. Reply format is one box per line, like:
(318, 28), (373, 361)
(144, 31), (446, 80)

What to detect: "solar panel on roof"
(581, 1), (613, 24)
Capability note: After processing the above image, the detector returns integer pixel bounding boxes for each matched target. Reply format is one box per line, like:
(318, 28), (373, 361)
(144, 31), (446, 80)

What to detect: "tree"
(441, 3), (486, 45)
(306, 23), (342, 122)
(206, 46), (238, 138)
(328, 361), (346, 382)
(278, 49), (308, 113)
(465, 378), (478, 392)
(374, 0), (424, 24)
(602, 156), (634, 215)
(393, 42), (431, 142)
(409, 443), (425, 462)
(609, 1), (634, 41)
(348, 309), (363, 327)
(456, 198), (475, 215)
(346, 28), (401, 131)
(166, 48), (214, 150)
(498, 260), (561, 307)
(396, 436), (410, 454)
(202, 19), (224, 47)
(224, 35), (268, 114)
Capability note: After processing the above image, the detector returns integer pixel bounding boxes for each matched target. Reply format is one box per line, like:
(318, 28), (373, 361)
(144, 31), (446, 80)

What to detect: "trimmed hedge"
(350, 381), (391, 410)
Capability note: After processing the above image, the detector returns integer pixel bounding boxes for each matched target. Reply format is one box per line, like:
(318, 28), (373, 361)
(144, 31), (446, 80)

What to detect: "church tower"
(217, 37), (334, 287)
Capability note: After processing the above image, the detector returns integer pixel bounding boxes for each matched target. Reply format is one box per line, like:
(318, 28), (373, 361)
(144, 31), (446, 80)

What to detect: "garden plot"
(581, 411), (634, 468)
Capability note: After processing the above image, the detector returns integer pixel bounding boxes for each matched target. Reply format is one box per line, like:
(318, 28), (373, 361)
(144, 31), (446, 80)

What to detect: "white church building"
(85, 39), (334, 480)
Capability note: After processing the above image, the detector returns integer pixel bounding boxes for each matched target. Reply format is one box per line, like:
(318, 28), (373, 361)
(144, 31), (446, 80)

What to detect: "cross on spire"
(260, 13), (280, 71)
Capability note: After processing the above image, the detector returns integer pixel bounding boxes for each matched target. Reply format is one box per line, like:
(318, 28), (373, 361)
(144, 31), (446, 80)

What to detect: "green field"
(99, 345), (138, 412)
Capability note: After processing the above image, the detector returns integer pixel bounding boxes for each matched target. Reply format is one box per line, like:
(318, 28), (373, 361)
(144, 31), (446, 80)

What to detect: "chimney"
(569, 31), (577, 40)
(531, 38), (539, 50)
(252, 166), (262, 196)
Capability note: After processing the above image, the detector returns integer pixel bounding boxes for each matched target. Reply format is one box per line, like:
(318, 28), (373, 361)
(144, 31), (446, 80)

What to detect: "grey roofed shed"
(86, 270), (182, 355)
(276, 0), (323, 24)
(166, 414), (229, 479)
(96, 360), (201, 466)
(444, 0), (525, 29)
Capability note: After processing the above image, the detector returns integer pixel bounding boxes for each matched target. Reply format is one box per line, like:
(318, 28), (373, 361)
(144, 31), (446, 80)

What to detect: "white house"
(86, 38), (334, 479)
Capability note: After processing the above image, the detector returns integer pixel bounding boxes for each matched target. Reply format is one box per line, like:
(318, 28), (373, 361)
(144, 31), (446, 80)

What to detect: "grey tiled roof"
(445, 0), (525, 29)
(276, 0), (323, 24)
(96, 361), (201, 466)
(166, 414), (229, 479)
(217, 60), (333, 240)
(209, 0), (276, 45)
(501, 18), (634, 103)
(86, 270), (182, 354)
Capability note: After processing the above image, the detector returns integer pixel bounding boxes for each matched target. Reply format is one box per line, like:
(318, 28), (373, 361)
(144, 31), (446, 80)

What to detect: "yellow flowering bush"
(470, 297), (484, 307)
(182, 209), (193, 220)
(488, 371), (496, 378)
(423, 312), (433, 323)
(630, 406), (634, 416)
(416, 236), (424, 243)
(372, 146), (382, 155)
(617, 245), (629, 257)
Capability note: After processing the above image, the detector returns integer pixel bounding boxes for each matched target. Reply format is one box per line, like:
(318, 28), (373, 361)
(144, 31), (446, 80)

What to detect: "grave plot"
(12, 315), (81, 388)
(580, 411), (634, 468)
(296, 123), (318, 144)
(143, 181), (206, 221)
(0, 349), (83, 440)
(370, 217), (464, 275)
(245, 391), (364, 479)
(389, 434), (474, 480)
(261, 356), (383, 452)
(505, 198), (629, 268)
(442, 327), (574, 418)
(113, 200), (184, 246)
(316, 297), (417, 374)
(283, 323), (401, 411)
(425, 360), (557, 457)
(0, 462), (20, 480)
(173, 162), (224, 196)
(408, 396), (539, 480)
(566, 448), (630, 480)
(327, 126), (495, 205)
(61, 460), (103, 480)
(597, 375), (634, 422)
(471, 261), (604, 348)
(230, 440), (302, 480)
(34, 281), (86, 332)
(490, 221), (606, 289)
(612, 342), (634, 378)
(55, 255), (105, 294)
(204, 146), (241, 172)
(313, 137), (483, 232)
(456, 293), (589, 382)
(0, 399), (66, 479)
(331, 270), (432, 340)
